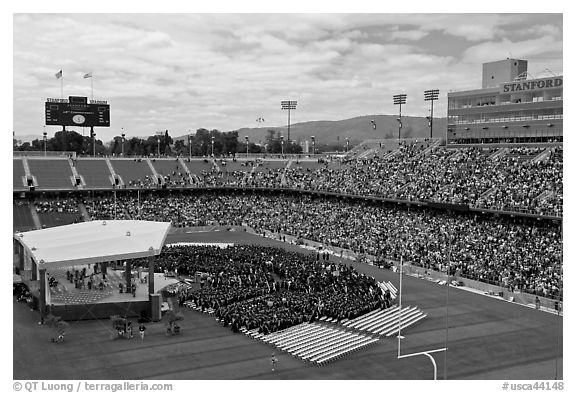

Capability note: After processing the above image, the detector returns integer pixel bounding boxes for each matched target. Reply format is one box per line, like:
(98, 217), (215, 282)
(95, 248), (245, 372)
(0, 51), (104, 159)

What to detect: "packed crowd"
(35, 200), (79, 214)
(176, 145), (562, 216)
(85, 192), (562, 299)
(280, 145), (562, 216)
(142, 245), (386, 334)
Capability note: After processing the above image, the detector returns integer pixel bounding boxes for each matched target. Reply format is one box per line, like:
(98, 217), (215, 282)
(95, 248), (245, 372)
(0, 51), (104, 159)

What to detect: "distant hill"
(175, 115), (447, 145)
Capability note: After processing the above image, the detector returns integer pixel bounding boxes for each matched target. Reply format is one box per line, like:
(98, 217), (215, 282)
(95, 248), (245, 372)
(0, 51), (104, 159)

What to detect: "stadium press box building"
(447, 59), (563, 145)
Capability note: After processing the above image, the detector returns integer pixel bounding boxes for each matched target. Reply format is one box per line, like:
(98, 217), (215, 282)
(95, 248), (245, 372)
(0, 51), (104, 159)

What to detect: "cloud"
(13, 13), (563, 141)
(463, 36), (563, 63)
(389, 29), (429, 41)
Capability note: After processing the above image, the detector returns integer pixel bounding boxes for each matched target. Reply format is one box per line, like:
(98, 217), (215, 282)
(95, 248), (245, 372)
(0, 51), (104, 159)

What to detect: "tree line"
(13, 128), (309, 156)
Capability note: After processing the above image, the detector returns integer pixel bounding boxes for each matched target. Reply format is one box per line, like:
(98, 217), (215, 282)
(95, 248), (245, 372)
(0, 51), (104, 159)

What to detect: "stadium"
(12, 15), (563, 383)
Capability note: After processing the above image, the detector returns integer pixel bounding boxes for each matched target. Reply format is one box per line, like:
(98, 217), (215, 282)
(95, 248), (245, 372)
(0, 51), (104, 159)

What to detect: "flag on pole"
(83, 72), (93, 79)
(55, 70), (62, 79)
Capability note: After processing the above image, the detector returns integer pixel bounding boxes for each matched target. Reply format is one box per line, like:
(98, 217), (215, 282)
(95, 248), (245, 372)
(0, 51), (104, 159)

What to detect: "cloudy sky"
(13, 12), (563, 142)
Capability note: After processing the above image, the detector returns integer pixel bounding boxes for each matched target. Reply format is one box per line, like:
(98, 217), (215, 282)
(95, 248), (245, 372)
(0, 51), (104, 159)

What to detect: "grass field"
(13, 230), (563, 380)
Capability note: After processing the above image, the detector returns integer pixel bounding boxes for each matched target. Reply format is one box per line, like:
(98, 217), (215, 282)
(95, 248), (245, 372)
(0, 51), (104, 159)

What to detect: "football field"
(13, 230), (563, 380)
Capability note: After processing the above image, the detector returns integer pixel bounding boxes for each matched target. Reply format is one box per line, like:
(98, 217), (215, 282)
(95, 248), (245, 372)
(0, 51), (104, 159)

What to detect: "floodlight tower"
(188, 133), (192, 159)
(424, 89), (439, 138)
(92, 131), (96, 157)
(393, 94), (407, 140)
(281, 100), (297, 145)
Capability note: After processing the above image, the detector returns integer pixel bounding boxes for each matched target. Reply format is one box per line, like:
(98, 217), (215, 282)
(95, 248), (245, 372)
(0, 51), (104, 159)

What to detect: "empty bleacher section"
(151, 159), (194, 187)
(181, 159), (216, 183)
(74, 159), (113, 188)
(109, 159), (157, 188)
(13, 201), (37, 232)
(13, 159), (27, 190)
(27, 158), (74, 190)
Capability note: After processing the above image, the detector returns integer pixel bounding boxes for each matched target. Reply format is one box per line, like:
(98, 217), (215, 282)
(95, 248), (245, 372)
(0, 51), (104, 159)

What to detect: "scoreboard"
(45, 96), (110, 127)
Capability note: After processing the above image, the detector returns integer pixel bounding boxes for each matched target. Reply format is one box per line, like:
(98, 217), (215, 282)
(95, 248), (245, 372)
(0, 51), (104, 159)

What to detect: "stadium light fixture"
(188, 133), (192, 159)
(121, 130), (126, 157)
(393, 94), (407, 140)
(92, 131), (96, 157)
(311, 135), (315, 155)
(424, 89), (439, 138)
(281, 100), (297, 144)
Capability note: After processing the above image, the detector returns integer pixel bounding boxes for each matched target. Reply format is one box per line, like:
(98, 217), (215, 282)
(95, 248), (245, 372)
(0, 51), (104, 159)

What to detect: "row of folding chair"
(370, 308), (420, 335)
(379, 281), (398, 299)
(383, 312), (427, 337)
(290, 330), (351, 359)
(353, 306), (401, 331)
(378, 309), (424, 336)
(341, 308), (382, 328)
(260, 323), (308, 344)
(314, 336), (380, 365)
(294, 330), (362, 360)
(318, 316), (348, 324)
(183, 300), (216, 315)
(362, 308), (409, 334)
(259, 325), (307, 344)
(271, 324), (324, 347)
(345, 308), (389, 329)
(50, 285), (69, 294)
(354, 306), (398, 330)
(280, 326), (339, 352)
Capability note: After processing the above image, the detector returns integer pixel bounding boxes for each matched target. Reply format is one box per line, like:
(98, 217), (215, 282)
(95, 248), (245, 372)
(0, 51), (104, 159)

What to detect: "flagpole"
(91, 75), (93, 101)
(61, 71), (63, 99)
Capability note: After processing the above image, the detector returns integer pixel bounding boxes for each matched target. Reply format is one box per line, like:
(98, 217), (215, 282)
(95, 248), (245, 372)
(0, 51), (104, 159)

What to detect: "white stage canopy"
(14, 220), (171, 268)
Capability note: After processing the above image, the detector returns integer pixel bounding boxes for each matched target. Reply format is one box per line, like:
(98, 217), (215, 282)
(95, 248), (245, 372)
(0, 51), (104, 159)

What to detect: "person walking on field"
(139, 324), (146, 340)
(270, 353), (278, 372)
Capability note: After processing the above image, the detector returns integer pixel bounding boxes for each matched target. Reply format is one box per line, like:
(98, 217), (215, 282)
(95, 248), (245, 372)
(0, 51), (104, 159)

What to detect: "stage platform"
(46, 266), (179, 305)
